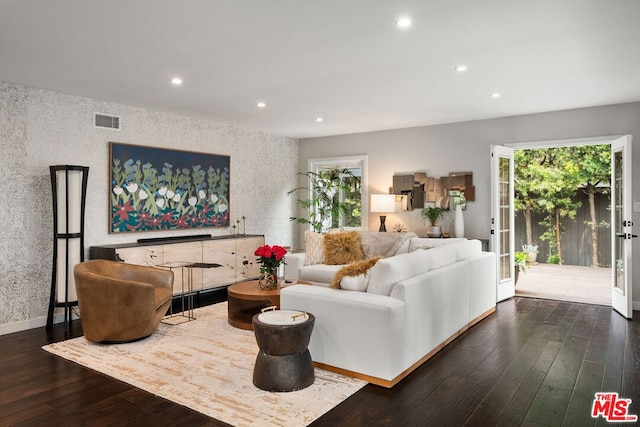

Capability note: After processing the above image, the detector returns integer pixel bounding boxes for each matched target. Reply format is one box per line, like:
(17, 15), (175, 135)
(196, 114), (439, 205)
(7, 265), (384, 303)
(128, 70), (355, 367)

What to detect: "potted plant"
(287, 168), (359, 233)
(420, 206), (447, 237)
(514, 251), (531, 284)
(522, 244), (538, 264)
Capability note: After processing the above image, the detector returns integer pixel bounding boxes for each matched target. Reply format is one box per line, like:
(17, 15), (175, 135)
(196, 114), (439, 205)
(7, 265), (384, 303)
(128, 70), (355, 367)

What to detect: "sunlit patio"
(515, 263), (611, 306)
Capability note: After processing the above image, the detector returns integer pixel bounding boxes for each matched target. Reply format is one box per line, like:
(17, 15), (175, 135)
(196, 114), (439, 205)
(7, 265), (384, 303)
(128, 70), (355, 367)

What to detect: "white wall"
(0, 82), (298, 333)
(298, 101), (640, 309)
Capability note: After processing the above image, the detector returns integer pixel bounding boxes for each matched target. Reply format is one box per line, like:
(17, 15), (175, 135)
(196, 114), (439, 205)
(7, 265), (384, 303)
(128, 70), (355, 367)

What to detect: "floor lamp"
(48, 165), (89, 332)
(370, 194), (396, 232)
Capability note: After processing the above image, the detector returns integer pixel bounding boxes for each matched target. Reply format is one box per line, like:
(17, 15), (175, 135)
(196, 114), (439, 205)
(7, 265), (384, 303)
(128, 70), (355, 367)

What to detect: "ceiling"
(1, 0), (639, 139)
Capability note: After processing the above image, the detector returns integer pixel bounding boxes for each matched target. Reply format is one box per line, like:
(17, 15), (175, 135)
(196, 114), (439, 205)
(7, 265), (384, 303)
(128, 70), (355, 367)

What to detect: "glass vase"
(258, 267), (278, 290)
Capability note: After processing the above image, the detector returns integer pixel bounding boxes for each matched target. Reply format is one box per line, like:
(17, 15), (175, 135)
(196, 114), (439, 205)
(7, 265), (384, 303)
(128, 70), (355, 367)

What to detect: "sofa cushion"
(453, 239), (482, 261)
(324, 231), (364, 265)
(299, 264), (344, 284)
(304, 231), (325, 265)
(366, 250), (431, 296)
(329, 257), (380, 290)
(428, 244), (458, 270)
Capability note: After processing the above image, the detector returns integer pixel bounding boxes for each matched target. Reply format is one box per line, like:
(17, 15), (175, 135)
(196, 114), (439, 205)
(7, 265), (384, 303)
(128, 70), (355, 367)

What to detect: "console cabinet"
(90, 235), (264, 294)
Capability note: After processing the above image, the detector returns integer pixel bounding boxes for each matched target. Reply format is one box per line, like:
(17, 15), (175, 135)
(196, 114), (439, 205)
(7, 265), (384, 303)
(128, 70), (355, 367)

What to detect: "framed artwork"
(109, 142), (230, 233)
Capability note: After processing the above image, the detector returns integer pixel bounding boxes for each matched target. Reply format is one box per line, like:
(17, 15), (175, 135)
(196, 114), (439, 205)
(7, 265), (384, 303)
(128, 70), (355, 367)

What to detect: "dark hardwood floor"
(1, 297), (638, 426)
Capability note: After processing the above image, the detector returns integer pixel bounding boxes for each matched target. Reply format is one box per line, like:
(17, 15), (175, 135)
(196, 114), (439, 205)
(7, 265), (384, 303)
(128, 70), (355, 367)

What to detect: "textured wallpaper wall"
(0, 81), (298, 330)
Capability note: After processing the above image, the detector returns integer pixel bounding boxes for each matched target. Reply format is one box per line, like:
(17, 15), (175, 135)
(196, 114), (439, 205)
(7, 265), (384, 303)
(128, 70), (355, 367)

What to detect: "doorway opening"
(492, 134), (633, 317)
(512, 144), (611, 305)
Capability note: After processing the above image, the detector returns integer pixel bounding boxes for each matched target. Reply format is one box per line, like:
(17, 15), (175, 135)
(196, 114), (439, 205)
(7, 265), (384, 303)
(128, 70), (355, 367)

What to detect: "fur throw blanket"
(330, 257), (380, 289)
(359, 231), (417, 259)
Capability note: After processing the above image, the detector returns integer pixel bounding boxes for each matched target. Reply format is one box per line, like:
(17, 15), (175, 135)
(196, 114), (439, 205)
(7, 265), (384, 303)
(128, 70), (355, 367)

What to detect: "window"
(308, 156), (368, 231)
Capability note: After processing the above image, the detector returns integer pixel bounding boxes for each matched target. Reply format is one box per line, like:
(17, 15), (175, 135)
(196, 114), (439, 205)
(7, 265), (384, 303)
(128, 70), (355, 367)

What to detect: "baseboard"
(633, 300), (640, 312)
(0, 312), (79, 336)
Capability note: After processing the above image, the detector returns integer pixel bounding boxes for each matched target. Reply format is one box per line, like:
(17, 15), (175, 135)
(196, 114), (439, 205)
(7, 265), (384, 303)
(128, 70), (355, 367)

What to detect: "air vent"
(94, 113), (121, 130)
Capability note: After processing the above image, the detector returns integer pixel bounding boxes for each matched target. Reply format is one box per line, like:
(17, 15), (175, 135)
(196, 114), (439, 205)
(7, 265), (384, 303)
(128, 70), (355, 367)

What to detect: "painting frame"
(109, 142), (230, 234)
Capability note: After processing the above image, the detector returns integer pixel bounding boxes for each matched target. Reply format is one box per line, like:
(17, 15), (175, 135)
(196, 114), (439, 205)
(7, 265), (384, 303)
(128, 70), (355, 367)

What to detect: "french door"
(490, 145), (515, 302)
(611, 135), (633, 319)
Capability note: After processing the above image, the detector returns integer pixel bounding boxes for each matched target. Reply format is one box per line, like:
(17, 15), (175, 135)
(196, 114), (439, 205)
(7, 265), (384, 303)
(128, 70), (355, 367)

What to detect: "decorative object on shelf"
(109, 142), (230, 233)
(420, 206), (447, 238)
(255, 244), (288, 290)
(287, 168), (359, 233)
(454, 205), (464, 238)
(48, 165), (89, 332)
(391, 170), (475, 210)
(370, 194), (396, 232)
(392, 223), (407, 233)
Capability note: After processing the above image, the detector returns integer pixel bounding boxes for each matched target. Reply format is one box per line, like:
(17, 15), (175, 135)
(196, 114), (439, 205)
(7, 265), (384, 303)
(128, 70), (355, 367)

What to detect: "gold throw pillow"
(323, 231), (364, 265)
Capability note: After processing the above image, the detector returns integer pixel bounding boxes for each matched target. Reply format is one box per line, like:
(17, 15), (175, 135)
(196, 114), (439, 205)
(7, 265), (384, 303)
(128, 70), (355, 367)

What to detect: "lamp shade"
(370, 194), (396, 213)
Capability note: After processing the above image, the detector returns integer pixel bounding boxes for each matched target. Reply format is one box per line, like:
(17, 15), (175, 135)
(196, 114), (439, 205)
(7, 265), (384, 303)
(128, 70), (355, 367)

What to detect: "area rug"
(42, 302), (366, 427)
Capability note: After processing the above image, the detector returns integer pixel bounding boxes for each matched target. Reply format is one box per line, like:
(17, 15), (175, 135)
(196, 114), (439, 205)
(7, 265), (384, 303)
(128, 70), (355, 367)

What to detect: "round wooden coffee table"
(227, 280), (311, 330)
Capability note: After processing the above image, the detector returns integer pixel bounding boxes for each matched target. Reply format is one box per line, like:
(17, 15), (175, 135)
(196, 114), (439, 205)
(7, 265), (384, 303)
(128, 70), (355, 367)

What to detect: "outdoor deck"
(515, 263), (611, 306)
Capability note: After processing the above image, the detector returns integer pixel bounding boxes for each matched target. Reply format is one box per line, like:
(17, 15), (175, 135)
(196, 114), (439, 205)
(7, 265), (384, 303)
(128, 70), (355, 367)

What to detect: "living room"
(1, 1), (640, 425)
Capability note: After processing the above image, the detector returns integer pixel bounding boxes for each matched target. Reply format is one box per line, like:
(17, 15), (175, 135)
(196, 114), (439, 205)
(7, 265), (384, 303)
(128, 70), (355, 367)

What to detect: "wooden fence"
(514, 191), (611, 267)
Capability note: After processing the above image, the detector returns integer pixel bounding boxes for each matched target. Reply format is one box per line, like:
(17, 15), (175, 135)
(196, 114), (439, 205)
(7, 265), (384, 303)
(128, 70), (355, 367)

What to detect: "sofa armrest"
(283, 252), (306, 281)
(281, 285), (406, 381)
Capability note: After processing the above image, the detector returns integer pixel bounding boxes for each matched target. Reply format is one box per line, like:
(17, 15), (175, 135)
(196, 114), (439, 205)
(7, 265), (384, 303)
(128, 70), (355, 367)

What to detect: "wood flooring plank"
(2, 297), (637, 427)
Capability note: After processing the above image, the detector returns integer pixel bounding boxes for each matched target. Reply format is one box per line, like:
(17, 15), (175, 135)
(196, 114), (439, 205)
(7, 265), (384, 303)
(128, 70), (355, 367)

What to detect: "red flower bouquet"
(254, 245), (287, 290)
(254, 244), (287, 272)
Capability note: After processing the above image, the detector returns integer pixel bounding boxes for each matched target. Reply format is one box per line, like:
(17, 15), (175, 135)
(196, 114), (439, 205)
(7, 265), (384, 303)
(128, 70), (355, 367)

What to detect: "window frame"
(308, 155), (368, 231)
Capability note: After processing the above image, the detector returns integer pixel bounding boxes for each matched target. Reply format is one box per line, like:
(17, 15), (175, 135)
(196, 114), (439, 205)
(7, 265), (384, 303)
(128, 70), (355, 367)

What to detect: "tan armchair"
(74, 260), (174, 343)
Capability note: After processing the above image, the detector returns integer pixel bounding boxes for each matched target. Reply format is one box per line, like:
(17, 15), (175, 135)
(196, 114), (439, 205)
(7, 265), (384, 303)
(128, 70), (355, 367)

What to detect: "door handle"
(616, 233), (638, 239)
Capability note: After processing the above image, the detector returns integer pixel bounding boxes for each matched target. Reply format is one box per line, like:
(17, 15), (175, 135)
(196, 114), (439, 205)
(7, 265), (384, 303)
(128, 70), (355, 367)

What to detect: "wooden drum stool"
(252, 309), (315, 392)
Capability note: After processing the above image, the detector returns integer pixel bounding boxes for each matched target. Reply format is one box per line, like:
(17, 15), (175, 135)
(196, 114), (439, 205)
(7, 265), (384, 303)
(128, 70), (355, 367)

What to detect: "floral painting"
(109, 142), (230, 233)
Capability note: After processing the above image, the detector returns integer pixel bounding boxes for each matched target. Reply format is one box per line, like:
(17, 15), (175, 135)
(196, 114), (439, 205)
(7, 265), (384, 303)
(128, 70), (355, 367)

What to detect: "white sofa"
(281, 238), (496, 387)
(284, 232), (467, 285)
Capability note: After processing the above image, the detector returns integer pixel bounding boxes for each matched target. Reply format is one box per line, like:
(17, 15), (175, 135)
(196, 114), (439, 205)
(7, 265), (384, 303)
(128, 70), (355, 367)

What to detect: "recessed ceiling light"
(491, 92), (501, 98)
(454, 65), (467, 72)
(256, 102), (267, 108)
(315, 117), (324, 123)
(396, 17), (412, 28)
(171, 77), (183, 85)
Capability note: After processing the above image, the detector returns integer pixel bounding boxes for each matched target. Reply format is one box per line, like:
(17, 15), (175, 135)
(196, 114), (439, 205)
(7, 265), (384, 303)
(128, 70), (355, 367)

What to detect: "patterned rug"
(43, 302), (366, 427)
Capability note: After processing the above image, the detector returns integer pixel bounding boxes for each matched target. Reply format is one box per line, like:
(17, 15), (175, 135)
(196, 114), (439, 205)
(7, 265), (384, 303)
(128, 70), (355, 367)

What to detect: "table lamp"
(370, 194), (396, 232)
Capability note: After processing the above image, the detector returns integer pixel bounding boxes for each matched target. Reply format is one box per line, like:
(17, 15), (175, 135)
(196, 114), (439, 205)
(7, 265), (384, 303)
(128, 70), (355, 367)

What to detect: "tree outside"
(514, 145), (610, 266)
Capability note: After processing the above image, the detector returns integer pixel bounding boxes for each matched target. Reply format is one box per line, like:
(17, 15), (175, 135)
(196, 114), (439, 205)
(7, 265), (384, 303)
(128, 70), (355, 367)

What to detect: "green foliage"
(514, 251), (530, 272)
(288, 168), (360, 233)
(547, 254), (560, 264)
(515, 145), (610, 265)
(420, 206), (447, 226)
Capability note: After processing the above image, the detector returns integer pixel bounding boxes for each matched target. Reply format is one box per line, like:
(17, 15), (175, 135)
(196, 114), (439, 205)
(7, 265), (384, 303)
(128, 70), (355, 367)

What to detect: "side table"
(227, 280), (279, 330)
(227, 280), (312, 330)
(252, 309), (315, 392)
(157, 261), (195, 325)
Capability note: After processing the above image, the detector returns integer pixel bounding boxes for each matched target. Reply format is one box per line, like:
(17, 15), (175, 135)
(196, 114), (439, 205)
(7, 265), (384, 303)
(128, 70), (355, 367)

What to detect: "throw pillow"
(304, 231), (325, 265)
(323, 231), (364, 265)
(329, 257), (381, 290)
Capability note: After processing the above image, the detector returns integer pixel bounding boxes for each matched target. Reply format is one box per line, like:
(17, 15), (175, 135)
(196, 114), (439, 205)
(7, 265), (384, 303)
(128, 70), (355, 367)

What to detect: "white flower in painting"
(210, 194), (219, 203)
(139, 190), (148, 200)
(218, 203), (228, 213)
(198, 190), (206, 199)
(126, 183), (138, 193)
(166, 190), (175, 199)
(188, 196), (197, 206)
(113, 186), (123, 195)
(156, 199), (165, 208)
(158, 186), (167, 196)
(173, 193), (181, 203)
